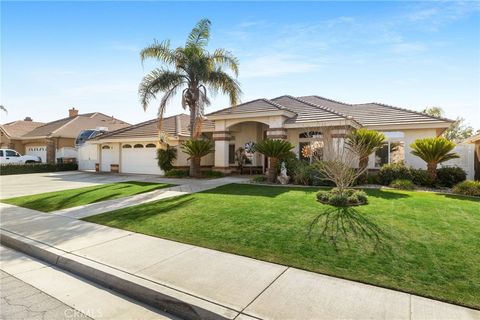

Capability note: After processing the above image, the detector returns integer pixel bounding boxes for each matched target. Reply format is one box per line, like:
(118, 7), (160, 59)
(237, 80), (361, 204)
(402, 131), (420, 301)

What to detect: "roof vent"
(24, 117), (33, 121)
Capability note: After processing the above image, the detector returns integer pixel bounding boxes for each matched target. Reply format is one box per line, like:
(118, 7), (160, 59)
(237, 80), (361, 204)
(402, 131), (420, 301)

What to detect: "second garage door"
(121, 143), (164, 175)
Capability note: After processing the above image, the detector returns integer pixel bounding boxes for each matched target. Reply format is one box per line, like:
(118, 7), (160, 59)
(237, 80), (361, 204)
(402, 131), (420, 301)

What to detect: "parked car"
(0, 149), (41, 164)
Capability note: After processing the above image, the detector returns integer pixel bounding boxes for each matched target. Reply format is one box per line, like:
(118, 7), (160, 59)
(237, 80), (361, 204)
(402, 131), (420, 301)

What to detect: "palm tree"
(346, 128), (386, 182)
(138, 18), (242, 176)
(180, 139), (214, 178)
(254, 139), (294, 183)
(0, 105), (7, 113)
(410, 137), (459, 180)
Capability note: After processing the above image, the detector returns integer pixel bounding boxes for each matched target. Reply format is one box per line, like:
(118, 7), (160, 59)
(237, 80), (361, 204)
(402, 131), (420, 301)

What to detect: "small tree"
(234, 147), (248, 175)
(345, 128), (386, 182)
(180, 139), (214, 178)
(410, 137), (459, 180)
(157, 145), (177, 173)
(254, 139), (294, 182)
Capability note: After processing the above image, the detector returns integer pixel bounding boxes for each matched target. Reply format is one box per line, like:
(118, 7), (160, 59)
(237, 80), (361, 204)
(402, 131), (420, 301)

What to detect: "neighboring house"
(82, 95), (457, 176)
(1, 108), (129, 163)
(0, 117), (45, 151)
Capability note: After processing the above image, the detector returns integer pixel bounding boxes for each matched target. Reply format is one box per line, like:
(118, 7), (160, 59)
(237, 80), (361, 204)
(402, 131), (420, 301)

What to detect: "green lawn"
(2, 181), (172, 212)
(83, 184), (480, 309)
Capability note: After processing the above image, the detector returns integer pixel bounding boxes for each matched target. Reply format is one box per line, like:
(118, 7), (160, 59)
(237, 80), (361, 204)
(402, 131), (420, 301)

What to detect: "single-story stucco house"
(80, 94), (472, 176)
(1, 108), (130, 163)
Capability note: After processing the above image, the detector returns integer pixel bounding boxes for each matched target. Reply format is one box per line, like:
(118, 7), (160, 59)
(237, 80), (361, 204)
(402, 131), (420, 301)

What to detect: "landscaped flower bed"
(316, 188), (368, 206)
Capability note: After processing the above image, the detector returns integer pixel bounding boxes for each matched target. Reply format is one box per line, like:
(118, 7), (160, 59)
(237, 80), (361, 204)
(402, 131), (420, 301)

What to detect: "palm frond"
(0, 105), (7, 113)
(180, 139), (214, 159)
(138, 68), (186, 111)
(186, 18), (211, 47)
(210, 49), (239, 77)
(410, 137), (459, 163)
(140, 40), (176, 66)
(254, 139), (294, 158)
(206, 69), (242, 106)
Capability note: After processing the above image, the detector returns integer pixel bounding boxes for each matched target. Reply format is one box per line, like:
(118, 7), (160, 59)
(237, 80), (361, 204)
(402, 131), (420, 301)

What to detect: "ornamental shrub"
(452, 181), (480, 197)
(389, 179), (415, 190)
(411, 169), (436, 187)
(316, 188), (368, 206)
(436, 167), (467, 187)
(202, 170), (224, 178)
(377, 163), (413, 185)
(164, 169), (189, 178)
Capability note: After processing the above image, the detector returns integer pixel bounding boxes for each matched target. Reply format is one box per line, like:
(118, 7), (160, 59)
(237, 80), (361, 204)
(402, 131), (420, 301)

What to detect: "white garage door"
(121, 143), (163, 175)
(26, 146), (47, 163)
(101, 145), (115, 172)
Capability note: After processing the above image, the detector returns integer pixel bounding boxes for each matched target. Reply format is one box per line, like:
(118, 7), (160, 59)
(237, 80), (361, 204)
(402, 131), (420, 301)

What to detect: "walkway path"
(1, 203), (478, 320)
(51, 177), (248, 219)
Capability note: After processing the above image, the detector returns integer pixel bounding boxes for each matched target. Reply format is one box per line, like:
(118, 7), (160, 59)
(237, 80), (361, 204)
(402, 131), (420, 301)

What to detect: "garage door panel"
(121, 147), (163, 175)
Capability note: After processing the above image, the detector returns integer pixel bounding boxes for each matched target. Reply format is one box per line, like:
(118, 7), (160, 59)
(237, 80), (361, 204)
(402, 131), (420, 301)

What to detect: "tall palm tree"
(410, 137), (459, 180)
(138, 19), (242, 176)
(180, 139), (214, 178)
(346, 128), (386, 181)
(254, 139), (294, 183)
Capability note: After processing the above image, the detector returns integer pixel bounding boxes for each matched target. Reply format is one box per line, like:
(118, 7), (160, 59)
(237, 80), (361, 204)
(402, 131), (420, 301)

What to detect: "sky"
(1, 1), (479, 130)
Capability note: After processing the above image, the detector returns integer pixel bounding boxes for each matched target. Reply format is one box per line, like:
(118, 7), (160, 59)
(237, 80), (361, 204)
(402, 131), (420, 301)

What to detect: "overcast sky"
(1, 1), (479, 130)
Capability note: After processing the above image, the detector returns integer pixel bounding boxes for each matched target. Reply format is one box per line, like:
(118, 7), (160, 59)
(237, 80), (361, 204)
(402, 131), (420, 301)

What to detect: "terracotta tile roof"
(207, 98), (293, 116)
(1, 120), (45, 138)
(299, 95), (453, 127)
(22, 112), (129, 138)
(94, 114), (213, 140)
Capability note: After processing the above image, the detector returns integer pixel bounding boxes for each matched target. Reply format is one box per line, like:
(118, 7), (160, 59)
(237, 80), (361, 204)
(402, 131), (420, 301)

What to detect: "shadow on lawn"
(308, 206), (392, 255)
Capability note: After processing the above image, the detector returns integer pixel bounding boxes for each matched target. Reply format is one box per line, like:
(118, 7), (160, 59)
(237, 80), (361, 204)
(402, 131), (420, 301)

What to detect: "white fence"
(441, 143), (475, 180)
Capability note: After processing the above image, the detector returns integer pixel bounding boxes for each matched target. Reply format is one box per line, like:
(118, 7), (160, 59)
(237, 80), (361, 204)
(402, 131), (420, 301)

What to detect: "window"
(6, 150), (19, 157)
(122, 144), (132, 148)
(101, 145), (111, 150)
(145, 143), (156, 148)
(299, 131), (322, 139)
(0, 150), (3, 157)
(134, 144), (144, 148)
(375, 141), (405, 167)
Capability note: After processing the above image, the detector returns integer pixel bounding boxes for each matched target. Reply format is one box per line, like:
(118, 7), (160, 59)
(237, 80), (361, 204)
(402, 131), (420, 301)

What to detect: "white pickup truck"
(0, 149), (42, 164)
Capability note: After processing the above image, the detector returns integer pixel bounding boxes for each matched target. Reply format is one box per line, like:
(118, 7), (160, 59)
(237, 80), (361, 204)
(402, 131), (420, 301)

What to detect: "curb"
(0, 229), (238, 320)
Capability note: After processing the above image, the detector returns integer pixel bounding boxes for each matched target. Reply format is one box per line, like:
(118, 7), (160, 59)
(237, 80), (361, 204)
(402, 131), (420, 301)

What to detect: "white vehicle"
(0, 149), (42, 164)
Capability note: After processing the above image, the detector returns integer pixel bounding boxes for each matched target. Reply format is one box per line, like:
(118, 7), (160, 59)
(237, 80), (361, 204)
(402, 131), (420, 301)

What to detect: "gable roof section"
(94, 114), (201, 141)
(300, 95), (453, 128)
(22, 113), (129, 138)
(207, 98), (294, 117)
(1, 120), (45, 138)
(271, 95), (357, 125)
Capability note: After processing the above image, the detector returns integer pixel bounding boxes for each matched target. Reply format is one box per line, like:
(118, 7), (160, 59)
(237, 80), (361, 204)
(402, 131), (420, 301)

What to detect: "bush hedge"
(389, 179), (415, 190)
(436, 167), (467, 188)
(377, 163), (465, 188)
(164, 169), (189, 178)
(452, 181), (480, 197)
(317, 188), (368, 206)
(0, 163), (78, 175)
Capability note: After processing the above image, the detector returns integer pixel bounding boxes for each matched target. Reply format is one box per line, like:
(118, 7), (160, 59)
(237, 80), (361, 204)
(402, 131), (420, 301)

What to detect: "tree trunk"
(191, 157), (201, 178)
(427, 162), (437, 181)
(358, 156), (369, 184)
(188, 100), (197, 177)
(268, 157), (278, 183)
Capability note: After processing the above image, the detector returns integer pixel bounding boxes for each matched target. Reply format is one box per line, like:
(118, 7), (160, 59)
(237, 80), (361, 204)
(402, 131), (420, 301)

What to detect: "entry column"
(213, 131), (232, 173)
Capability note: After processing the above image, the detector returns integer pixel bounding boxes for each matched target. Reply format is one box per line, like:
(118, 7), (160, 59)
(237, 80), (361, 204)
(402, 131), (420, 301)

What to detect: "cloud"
(390, 42), (427, 54)
(240, 54), (319, 78)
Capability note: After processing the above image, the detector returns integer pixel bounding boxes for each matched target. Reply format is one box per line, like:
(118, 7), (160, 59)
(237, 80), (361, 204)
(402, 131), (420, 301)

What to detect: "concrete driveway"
(0, 171), (192, 199)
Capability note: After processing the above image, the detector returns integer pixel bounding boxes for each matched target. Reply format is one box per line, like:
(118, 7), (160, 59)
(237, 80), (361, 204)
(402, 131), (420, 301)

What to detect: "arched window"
(101, 145), (111, 150)
(145, 143), (156, 148)
(122, 144), (132, 149)
(134, 144), (144, 148)
(299, 131), (322, 139)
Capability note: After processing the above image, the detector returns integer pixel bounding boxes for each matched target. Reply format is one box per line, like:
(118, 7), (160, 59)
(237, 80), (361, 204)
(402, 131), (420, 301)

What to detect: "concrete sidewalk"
(51, 177), (248, 219)
(1, 204), (479, 320)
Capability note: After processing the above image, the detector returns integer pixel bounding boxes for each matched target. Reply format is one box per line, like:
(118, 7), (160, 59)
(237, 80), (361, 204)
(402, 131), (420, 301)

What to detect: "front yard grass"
(2, 181), (172, 212)
(83, 184), (480, 309)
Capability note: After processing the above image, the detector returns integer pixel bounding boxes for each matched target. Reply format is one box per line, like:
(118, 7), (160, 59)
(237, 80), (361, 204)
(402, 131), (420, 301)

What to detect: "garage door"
(121, 143), (163, 175)
(101, 145), (114, 172)
(26, 146), (47, 163)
